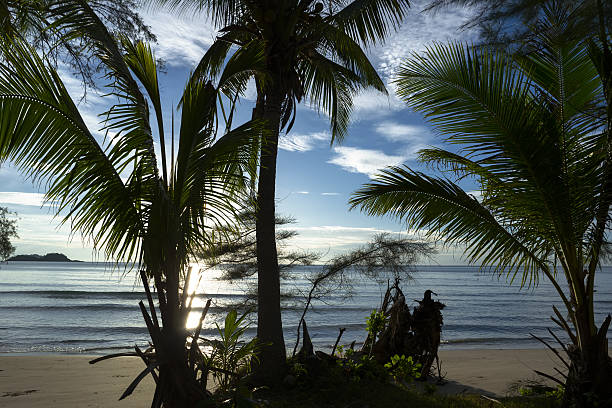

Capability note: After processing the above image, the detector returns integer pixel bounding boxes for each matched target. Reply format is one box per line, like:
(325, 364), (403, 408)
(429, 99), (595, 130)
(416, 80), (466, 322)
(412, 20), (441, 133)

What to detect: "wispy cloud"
(279, 131), (330, 152)
(375, 122), (429, 143)
(321, 192), (340, 196)
(352, 88), (404, 116)
(0, 192), (48, 207)
(293, 191), (310, 195)
(286, 225), (426, 258)
(352, 1), (477, 115)
(328, 146), (406, 178)
(141, 9), (217, 67)
(374, 1), (477, 79)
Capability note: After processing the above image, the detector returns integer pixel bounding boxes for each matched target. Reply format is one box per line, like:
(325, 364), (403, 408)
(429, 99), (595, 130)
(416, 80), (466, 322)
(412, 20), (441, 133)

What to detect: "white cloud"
(293, 191), (309, 195)
(285, 225), (428, 259)
(351, 1), (477, 115)
(321, 192), (340, 196)
(279, 131), (330, 152)
(328, 146), (406, 178)
(375, 122), (429, 142)
(0, 192), (48, 207)
(141, 9), (218, 67)
(374, 1), (478, 79)
(351, 88), (404, 116)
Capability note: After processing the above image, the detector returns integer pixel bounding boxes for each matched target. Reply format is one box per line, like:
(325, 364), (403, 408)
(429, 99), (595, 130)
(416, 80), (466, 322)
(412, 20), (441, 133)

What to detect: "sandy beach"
(0, 348), (571, 407)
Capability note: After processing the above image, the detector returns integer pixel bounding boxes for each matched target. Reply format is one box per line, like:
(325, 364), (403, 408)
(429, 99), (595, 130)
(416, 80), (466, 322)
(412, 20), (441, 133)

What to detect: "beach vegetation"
(384, 354), (422, 384)
(163, 0), (414, 379)
(365, 309), (387, 352)
(209, 309), (261, 394)
(0, 206), (17, 262)
(204, 211), (435, 360)
(350, 2), (612, 406)
(0, 14), (259, 405)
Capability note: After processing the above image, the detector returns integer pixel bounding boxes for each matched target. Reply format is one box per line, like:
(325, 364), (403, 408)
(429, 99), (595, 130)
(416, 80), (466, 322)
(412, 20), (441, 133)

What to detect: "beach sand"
(0, 349), (568, 407)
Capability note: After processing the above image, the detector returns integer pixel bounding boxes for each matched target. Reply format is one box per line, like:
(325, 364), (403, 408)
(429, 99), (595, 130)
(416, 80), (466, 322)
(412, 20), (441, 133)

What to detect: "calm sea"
(0, 262), (610, 354)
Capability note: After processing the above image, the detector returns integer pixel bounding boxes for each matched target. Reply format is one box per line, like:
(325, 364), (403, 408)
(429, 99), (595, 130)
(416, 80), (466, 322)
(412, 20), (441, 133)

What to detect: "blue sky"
(0, 1), (478, 263)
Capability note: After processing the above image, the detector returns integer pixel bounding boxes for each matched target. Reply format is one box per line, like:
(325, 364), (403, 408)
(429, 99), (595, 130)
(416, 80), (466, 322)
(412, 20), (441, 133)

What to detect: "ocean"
(0, 262), (610, 355)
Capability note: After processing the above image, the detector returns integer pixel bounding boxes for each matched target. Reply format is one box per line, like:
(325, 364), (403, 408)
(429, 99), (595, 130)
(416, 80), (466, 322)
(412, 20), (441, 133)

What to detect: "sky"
(0, 0), (479, 264)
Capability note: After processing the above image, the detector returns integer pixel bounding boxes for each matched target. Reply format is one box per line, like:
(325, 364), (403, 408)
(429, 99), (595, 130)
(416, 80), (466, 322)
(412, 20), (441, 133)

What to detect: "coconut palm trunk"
(255, 85), (287, 374)
(183, 0), (412, 376)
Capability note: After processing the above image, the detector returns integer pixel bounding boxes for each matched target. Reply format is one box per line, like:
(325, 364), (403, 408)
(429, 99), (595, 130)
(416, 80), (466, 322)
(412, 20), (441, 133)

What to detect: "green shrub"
(384, 354), (422, 383)
(365, 310), (387, 342)
(210, 309), (260, 393)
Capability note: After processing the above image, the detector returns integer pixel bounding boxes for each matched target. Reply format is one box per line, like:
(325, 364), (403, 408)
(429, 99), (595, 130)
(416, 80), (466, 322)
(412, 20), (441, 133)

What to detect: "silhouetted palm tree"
(0, 24), (258, 407)
(170, 0), (413, 376)
(351, 5), (612, 407)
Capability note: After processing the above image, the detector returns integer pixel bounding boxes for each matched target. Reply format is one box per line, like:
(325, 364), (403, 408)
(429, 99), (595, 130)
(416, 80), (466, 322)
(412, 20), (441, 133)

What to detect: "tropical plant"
(365, 310), (387, 355)
(350, 3), (612, 407)
(0, 18), (259, 407)
(212, 309), (260, 392)
(0, 206), (17, 261)
(210, 309), (260, 394)
(150, 0), (414, 378)
(384, 354), (421, 384)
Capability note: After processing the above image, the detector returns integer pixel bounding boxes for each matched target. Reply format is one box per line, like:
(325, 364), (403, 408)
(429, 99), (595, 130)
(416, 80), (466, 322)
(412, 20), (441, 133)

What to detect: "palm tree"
(160, 0), (413, 377)
(350, 5), (611, 407)
(0, 13), (259, 407)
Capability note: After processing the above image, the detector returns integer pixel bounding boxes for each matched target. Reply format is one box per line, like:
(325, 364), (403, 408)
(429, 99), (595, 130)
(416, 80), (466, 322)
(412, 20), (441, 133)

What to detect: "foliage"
(210, 309), (261, 394)
(177, 0), (415, 375)
(201, 210), (319, 301)
(0, 13), (258, 403)
(336, 352), (387, 383)
(258, 379), (560, 408)
(384, 354), (422, 383)
(0, 206), (17, 261)
(351, 2), (612, 405)
(366, 310), (387, 343)
(293, 234), (435, 356)
(425, 0), (612, 50)
(204, 212), (434, 359)
(2, 0), (155, 93)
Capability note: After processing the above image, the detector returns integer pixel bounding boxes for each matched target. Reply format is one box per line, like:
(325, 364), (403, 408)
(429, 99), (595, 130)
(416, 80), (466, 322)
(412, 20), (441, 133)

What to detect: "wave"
(0, 290), (251, 300)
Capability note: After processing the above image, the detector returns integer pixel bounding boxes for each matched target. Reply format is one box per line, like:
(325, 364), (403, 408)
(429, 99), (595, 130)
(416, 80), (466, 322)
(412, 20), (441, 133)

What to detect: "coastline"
(0, 348), (574, 407)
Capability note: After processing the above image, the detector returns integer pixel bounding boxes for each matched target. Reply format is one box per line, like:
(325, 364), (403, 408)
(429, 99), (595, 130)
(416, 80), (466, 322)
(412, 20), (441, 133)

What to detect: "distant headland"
(7, 253), (82, 262)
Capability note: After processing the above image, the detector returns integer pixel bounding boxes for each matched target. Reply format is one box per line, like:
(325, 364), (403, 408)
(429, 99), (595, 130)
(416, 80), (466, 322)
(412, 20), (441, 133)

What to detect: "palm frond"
(332, 0), (411, 46)
(350, 166), (553, 287)
(0, 38), (145, 262)
(393, 42), (592, 259)
(300, 50), (360, 142)
(48, 0), (159, 181)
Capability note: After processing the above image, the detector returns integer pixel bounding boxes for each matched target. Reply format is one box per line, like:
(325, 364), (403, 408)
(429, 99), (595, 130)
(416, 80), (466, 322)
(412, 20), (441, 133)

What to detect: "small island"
(7, 253), (82, 262)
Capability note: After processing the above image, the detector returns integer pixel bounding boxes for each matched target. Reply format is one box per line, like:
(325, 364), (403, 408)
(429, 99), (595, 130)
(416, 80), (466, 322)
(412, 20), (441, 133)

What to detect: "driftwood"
(365, 281), (445, 379)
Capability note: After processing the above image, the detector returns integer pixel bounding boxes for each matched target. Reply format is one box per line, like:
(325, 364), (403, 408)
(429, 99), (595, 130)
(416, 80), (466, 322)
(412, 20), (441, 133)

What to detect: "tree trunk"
(563, 315), (612, 408)
(156, 329), (207, 408)
(255, 84), (286, 380)
(147, 248), (211, 407)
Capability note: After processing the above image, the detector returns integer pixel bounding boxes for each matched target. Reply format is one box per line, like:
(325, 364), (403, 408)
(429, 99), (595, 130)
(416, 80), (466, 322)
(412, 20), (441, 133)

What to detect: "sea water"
(0, 262), (610, 354)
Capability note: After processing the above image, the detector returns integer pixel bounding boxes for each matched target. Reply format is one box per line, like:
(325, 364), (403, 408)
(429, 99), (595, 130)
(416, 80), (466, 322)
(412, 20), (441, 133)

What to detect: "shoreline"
(0, 348), (575, 407)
